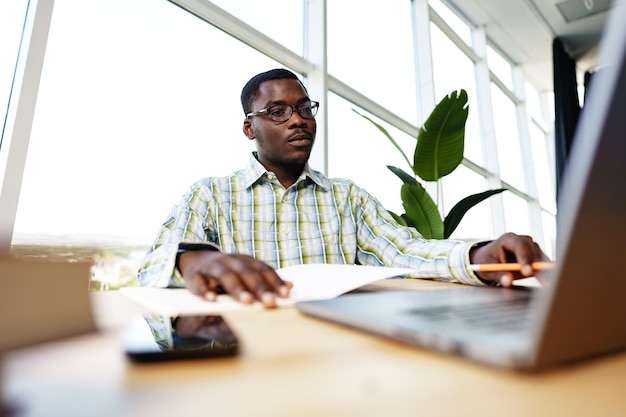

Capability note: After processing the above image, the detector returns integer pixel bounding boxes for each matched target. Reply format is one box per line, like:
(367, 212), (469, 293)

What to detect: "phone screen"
(122, 314), (239, 362)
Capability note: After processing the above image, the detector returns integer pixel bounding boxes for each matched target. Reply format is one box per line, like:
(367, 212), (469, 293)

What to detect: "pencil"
(468, 261), (556, 272)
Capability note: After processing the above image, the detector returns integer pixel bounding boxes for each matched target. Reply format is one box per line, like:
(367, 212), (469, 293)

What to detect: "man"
(138, 68), (549, 308)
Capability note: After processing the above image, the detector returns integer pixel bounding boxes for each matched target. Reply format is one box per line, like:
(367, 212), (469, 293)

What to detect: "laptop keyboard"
(406, 296), (533, 333)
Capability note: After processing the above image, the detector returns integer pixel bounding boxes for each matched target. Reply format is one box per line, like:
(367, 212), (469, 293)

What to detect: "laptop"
(296, 0), (626, 371)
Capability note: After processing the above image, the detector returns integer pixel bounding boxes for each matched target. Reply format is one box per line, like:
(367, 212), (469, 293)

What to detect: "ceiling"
(443, 0), (613, 92)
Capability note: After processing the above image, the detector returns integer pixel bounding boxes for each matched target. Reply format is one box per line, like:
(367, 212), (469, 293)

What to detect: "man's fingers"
(237, 267), (280, 307)
(260, 291), (277, 308)
(259, 266), (291, 298)
(501, 234), (547, 276)
(222, 256), (291, 306)
(185, 271), (211, 296)
(499, 272), (514, 288)
(179, 251), (291, 307)
(471, 233), (552, 286)
(215, 269), (256, 304)
(203, 290), (218, 302)
(209, 256), (285, 307)
(520, 263), (534, 277)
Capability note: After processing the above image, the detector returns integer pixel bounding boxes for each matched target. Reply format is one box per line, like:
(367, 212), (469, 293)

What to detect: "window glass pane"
(542, 210), (556, 260)
(491, 83), (526, 191)
(429, 0), (472, 45)
(327, 93), (416, 216)
(487, 45), (513, 90)
(209, 0), (303, 55)
(529, 122), (556, 211)
(502, 192), (531, 235)
(545, 91), (555, 123)
(440, 166), (494, 241)
(13, 0), (281, 243)
(524, 81), (542, 122)
(430, 24), (482, 165)
(577, 84), (586, 107)
(0, 1), (28, 144)
(328, 0), (417, 125)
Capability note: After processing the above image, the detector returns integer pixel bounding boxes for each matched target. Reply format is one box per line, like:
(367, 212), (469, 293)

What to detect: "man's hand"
(177, 251), (292, 308)
(469, 232), (551, 287)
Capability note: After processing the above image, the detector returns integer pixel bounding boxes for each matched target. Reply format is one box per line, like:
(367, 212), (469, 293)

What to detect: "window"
(328, 0), (417, 124)
(4, 0), (558, 288)
(14, 0), (279, 240)
(327, 92), (416, 215)
(429, 0), (472, 45)
(430, 23), (482, 165)
(529, 122), (556, 212)
(502, 192), (532, 235)
(487, 45), (513, 91)
(490, 82), (526, 192)
(441, 165), (494, 240)
(0, 2), (28, 124)
(210, 0), (303, 55)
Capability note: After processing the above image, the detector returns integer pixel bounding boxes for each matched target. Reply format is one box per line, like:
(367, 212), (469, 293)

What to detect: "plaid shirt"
(137, 153), (485, 288)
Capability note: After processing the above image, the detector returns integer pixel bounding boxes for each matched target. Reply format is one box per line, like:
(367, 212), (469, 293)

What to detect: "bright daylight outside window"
(6, 0), (292, 290)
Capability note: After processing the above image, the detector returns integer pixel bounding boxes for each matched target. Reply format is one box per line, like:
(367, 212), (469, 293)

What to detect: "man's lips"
(287, 133), (312, 145)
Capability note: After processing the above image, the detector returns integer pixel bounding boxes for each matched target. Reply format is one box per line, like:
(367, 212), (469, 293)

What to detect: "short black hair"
(240, 68), (308, 116)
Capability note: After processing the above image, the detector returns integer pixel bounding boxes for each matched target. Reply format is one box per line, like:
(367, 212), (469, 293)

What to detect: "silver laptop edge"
(297, 0), (626, 371)
(530, 0), (626, 369)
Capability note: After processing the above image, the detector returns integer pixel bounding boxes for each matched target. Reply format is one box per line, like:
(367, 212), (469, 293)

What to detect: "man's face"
(243, 78), (317, 171)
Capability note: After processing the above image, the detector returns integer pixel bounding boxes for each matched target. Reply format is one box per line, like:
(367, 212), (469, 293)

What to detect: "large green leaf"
(443, 188), (507, 238)
(414, 90), (469, 181)
(401, 183), (443, 239)
(353, 90), (503, 240)
(387, 165), (418, 185)
(387, 210), (408, 227)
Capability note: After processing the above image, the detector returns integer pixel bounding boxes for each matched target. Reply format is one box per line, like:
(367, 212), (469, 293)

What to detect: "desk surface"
(4, 279), (626, 417)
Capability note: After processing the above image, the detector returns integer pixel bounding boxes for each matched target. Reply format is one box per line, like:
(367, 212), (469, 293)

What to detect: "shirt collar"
(244, 152), (330, 190)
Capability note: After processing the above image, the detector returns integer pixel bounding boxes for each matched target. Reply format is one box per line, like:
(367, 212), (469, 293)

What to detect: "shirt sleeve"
(350, 184), (487, 286)
(137, 181), (219, 288)
(143, 315), (174, 351)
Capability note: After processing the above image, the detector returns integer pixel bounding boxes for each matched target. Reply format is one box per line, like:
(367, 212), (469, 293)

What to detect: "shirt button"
(282, 230), (289, 235)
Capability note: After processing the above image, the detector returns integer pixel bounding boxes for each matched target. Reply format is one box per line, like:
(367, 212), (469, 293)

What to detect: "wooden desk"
(4, 279), (626, 417)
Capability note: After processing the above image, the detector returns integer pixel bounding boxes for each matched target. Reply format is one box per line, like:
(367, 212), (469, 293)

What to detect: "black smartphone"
(122, 314), (239, 362)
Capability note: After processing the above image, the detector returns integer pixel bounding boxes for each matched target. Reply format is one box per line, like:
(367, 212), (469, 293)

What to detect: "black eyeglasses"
(246, 101), (319, 123)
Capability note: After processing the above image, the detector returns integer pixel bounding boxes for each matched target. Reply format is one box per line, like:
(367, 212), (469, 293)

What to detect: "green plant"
(354, 89), (506, 239)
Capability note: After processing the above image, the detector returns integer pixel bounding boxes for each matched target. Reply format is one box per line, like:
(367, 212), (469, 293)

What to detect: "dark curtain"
(583, 70), (596, 103)
(552, 37), (581, 200)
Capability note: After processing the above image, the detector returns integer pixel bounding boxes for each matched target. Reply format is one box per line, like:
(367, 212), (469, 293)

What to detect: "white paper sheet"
(120, 264), (415, 316)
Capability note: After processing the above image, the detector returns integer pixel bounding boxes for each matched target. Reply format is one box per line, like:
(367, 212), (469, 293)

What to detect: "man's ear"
(243, 119), (255, 140)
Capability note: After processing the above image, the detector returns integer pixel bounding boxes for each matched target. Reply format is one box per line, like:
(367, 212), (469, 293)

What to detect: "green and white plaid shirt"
(138, 153), (485, 288)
